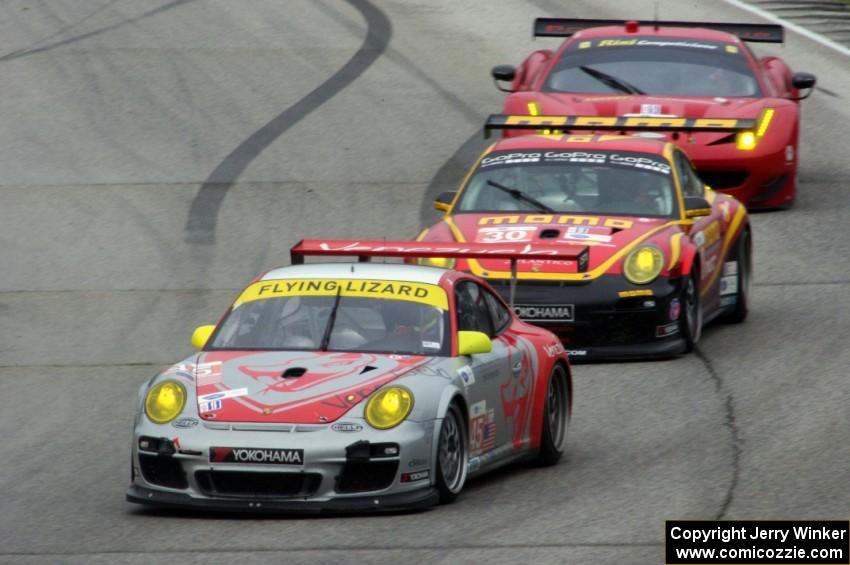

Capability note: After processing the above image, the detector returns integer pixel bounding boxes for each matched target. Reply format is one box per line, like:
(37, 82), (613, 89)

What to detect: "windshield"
(545, 37), (760, 97)
(210, 279), (450, 356)
(455, 149), (678, 218)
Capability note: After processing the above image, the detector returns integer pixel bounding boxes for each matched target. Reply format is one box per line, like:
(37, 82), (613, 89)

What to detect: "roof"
(260, 262), (449, 285)
(573, 24), (742, 43)
(490, 133), (669, 156)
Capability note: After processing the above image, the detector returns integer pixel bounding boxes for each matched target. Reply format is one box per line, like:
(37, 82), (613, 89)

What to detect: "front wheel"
(435, 402), (468, 504)
(535, 364), (570, 466)
(680, 271), (702, 353)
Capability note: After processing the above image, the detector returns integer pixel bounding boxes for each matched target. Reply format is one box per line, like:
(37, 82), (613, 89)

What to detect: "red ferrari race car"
(490, 18), (816, 209)
(417, 118), (751, 360)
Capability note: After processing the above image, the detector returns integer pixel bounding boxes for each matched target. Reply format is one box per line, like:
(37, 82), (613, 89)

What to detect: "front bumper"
(691, 143), (796, 209)
(127, 484), (438, 514)
(489, 274), (687, 361)
(127, 418), (438, 513)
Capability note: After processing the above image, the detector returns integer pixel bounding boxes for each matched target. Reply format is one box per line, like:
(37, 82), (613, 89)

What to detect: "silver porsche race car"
(126, 240), (580, 512)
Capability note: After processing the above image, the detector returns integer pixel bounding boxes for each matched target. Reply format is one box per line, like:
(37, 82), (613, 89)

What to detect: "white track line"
(722, 0), (850, 58)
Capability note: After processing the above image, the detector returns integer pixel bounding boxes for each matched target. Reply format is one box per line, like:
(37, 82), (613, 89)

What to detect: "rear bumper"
(126, 484), (438, 514)
(489, 274), (687, 361)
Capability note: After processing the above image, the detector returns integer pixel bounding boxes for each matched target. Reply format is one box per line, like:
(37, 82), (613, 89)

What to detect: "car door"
(675, 150), (726, 313)
(454, 281), (514, 465)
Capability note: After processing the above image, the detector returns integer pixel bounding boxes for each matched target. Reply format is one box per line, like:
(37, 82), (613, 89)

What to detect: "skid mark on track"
(0, 0), (197, 62)
(184, 0), (392, 244)
(695, 347), (742, 520)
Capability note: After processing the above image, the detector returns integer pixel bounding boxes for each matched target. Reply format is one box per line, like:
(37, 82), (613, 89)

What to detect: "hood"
(536, 92), (768, 119)
(450, 213), (672, 275)
(193, 351), (429, 424)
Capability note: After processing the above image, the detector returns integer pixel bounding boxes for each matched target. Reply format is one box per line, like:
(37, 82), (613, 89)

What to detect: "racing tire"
(721, 228), (751, 324)
(535, 363), (570, 467)
(680, 270), (702, 353)
(435, 401), (468, 504)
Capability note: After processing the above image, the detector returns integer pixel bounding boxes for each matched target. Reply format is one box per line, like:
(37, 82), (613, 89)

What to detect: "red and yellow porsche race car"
(416, 117), (751, 360)
(490, 18), (816, 209)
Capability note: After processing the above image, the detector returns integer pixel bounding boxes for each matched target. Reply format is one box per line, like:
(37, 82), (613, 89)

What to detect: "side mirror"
(789, 72), (816, 100)
(491, 64), (516, 93)
(457, 331), (492, 356)
(433, 191), (457, 212)
(683, 196), (712, 219)
(791, 72), (816, 90)
(191, 325), (216, 350)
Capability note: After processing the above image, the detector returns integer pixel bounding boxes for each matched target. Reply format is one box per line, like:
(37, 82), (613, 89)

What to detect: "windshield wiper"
(579, 65), (645, 95)
(319, 287), (343, 351)
(487, 179), (555, 213)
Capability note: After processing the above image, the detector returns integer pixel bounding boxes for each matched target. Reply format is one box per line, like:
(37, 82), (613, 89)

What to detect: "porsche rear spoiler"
(484, 113), (762, 138)
(534, 17), (784, 43)
(290, 239), (590, 307)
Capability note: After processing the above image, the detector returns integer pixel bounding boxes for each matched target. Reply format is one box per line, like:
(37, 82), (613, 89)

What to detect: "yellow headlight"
(736, 131), (756, 151)
(417, 257), (456, 269)
(144, 380), (186, 425)
(624, 246), (664, 285)
(364, 386), (414, 430)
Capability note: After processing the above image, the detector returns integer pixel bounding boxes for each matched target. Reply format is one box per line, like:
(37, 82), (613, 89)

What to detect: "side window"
(483, 290), (512, 335)
(674, 151), (704, 197)
(455, 281), (494, 337)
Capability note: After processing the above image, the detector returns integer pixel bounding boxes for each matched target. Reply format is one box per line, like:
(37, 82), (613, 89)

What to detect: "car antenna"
(653, 2), (659, 31)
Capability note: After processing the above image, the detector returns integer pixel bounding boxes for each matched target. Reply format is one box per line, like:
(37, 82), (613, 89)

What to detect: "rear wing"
(290, 239), (590, 307)
(484, 114), (758, 138)
(534, 17), (784, 43)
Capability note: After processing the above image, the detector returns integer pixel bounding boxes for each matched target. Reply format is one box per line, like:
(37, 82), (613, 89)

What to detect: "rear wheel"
(681, 271), (702, 353)
(722, 228), (751, 323)
(535, 364), (570, 466)
(435, 402), (468, 504)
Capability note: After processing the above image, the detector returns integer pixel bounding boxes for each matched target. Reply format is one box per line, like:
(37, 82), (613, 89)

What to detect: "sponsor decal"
(543, 342), (566, 357)
(656, 322), (680, 337)
(720, 295), (737, 307)
(668, 298), (681, 321)
(631, 131), (666, 139)
(199, 399), (222, 413)
(640, 103), (663, 116)
(479, 214), (633, 229)
(408, 457), (428, 468)
(703, 255), (718, 278)
(720, 275), (738, 296)
(172, 417), (199, 429)
(400, 470), (430, 483)
(198, 388), (248, 403)
(235, 279), (449, 310)
(619, 289), (654, 298)
(514, 304), (575, 322)
(469, 401), (496, 456)
(467, 456), (481, 473)
(695, 222), (721, 249)
(725, 44), (739, 53)
(564, 226), (612, 243)
(578, 40), (591, 49)
(196, 361), (223, 387)
(476, 225), (538, 243)
(457, 365), (475, 386)
(595, 38), (719, 50)
(210, 447), (304, 465)
(480, 152), (541, 167)
(422, 340), (441, 350)
(331, 422), (363, 433)
(723, 261), (738, 276)
(566, 349), (587, 356)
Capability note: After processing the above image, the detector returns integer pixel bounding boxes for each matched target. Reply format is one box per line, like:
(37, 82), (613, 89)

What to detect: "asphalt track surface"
(0, 1), (848, 563)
